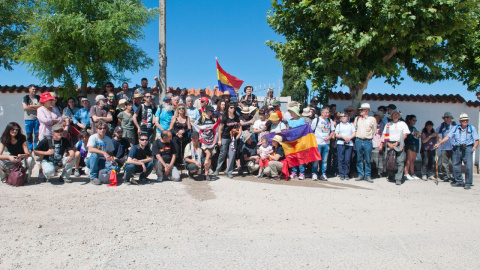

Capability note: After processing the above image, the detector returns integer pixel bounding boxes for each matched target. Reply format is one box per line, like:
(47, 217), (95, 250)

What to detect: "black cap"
(205, 105), (214, 112)
(191, 131), (199, 137)
(387, 104), (397, 109)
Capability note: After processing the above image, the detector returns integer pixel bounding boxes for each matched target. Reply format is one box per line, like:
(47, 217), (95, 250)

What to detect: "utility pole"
(159, 0), (167, 101)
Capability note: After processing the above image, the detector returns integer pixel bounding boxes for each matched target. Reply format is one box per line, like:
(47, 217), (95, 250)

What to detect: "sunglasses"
(108, 96), (115, 98)
(229, 107), (235, 109)
(200, 101), (205, 103)
(179, 108), (185, 110)
(12, 128), (19, 131)
(97, 127), (106, 130)
(145, 96), (152, 98)
(139, 139), (148, 141)
(345, 110), (353, 113)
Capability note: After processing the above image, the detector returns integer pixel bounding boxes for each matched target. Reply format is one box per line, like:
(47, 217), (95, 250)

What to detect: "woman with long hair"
(197, 106), (217, 180)
(37, 92), (62, 140)
(421, 120), (438, 180)
(62, 97), (79, 119)
(215, 103), (242, 178)
(404, 114), (421, 180)
(169, 103), (191, 165)
(215, 99), (227, 120)
(117, 100), (136, 146)
(0, 122), (35, 183)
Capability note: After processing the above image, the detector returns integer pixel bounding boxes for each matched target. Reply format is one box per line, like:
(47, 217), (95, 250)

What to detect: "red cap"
(39, 92), (55, 103)
(201, 97), (209, 103)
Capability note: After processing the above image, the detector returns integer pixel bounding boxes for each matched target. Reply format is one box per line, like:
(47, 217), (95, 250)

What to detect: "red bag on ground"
(7, 162), (27, 187)
(107, 169), (117, 187)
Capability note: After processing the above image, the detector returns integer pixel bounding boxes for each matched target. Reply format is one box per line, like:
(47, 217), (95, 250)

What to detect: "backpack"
(386, 149), (397, 172)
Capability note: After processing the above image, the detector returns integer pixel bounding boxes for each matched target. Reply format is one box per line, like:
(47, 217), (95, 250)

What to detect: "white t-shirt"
(86, 133), (115, 159)
(258, 145), (272, 159)
(253, 119), (267, 132)
(311, 117), (334, 145)
(335, 122), (356, 146)
(270, 122), (287, 133)
(382, 121), (410, 142)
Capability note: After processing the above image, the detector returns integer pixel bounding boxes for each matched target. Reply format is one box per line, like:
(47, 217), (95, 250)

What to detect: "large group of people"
(0, 82), (478, 190)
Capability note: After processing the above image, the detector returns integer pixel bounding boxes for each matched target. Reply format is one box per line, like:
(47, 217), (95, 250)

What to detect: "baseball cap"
(114, 126), (124, 133)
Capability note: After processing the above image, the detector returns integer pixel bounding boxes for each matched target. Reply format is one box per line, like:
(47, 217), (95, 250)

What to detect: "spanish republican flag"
(265, 124), (321, 167)
(216, 59), (244, 97)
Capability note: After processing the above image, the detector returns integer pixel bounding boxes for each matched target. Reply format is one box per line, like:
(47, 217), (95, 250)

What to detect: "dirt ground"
(1, 169), (480, 269)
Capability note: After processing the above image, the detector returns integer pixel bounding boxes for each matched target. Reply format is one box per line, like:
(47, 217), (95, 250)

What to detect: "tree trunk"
(348, 70), (375, 109)
(80, 70), (88, 97)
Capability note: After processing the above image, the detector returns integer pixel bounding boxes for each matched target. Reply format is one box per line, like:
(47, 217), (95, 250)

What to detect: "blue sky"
(1, 0), (477, 101)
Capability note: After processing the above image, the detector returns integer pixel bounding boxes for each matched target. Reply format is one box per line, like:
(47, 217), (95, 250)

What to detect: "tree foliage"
(267, 0), (480, 107)
(281, 64), (310, 105)
(0, 0), (29, 71)
(18, 0), (158, 96)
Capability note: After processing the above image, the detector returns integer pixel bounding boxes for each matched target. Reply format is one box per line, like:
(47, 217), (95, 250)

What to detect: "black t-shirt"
(105, 104), (117, 127)
(242, 141), (258, 158)
(5, 135), (27, 156)
(128, 145), (152, 160)
(135, 104), (155, 131)
(35, 137), (71, 163)
(272, 146), (285, 161)
(239, 94), (257, 105)
(199, 115), (216, 125)
(152, 139), (176, 163)
(112, 138), (131, 158)
(265, 121), (272, 132)
(240, 115), (252, 130)
(221, 115), (240, 139)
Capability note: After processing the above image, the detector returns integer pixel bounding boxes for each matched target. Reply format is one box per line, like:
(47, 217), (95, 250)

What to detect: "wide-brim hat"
(39, 92), (55, 103)
(272, 135), (283, 145)
(52, 124), (64, 132)
(459, 113), (470, 121)
(373, 111), (384, 118)
(344, 105), (355, 112)
(243, 131), (252, 141)
(272, 100), (281, 106)
(95, 95), (106, 103)
(359, 103), (371, 110)
(390, 109), (402, 117)
(443, 112), (453, 118)
(241, 107), (251, 114)
(248, 106), (257, 114)
(288, 106), (300, 117)
(223, 91), (231, 96)
(302, 108), (311, 117)
(268, 113), (280, 122)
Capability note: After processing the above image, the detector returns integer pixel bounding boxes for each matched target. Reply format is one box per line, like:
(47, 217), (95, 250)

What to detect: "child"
(74, 131), (89, 176)
(256, 137), (273, 178)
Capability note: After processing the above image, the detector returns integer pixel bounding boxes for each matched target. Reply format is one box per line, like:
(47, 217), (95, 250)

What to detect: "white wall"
(331, 99), (480, 165)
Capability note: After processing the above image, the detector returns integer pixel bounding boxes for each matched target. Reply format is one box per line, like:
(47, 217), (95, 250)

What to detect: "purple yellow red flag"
(216, 59), (244, 97)
(264, 124), (321, 179)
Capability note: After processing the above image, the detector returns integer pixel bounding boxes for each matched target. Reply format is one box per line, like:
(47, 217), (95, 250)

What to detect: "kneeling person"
(184, 132), (207, 180)
(34, 124), (76, 183)
(123, 133), (154, 185)
(152, 130), (180, 182)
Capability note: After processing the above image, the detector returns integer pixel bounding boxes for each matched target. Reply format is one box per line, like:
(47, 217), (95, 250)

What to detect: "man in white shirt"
(354, 103), (377, 183)
(311, 107), (335, 180)
(85, 121), (115, 185)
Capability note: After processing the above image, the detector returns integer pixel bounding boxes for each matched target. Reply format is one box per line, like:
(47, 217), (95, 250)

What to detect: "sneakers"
(312, 173), (318, 181)
(255, 173), (263, 178)
(60, 176), (72, 183)
(270, 176), (280, 181)
(205, 175), (211, 181)
(157, 176), (163, 182)
(214, 170), (219, 177)
(186, 171), (195, 180)
(84, 167), (90, 176)
(365, 177), (374, 183)
(405, 174), (414, 180)
(319, 174), (327, 181)
(396, 179), (401, 185)
(290, 173), (297, 179)
(298, 174), (305, 180)
(412, 174), (420, 180)
(428, 175), (436, 180)
(355, 176), (365, 181)
(340, 176), (345, 180)
(91, 178), (101, 185)
(74, 168), (80, 177)
(227, 173), (234, 179)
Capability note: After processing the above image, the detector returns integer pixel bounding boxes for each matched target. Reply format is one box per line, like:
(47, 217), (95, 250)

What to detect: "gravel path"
(1, 172), (479, 269)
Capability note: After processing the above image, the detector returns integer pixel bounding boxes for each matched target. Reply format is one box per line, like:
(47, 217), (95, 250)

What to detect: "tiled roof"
(329, 91), (479, 107)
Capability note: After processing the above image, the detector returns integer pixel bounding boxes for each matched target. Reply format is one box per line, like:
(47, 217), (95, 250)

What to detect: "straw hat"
(459, 113), (470, 121)
(243, 131), (253, 141)
(272, 135), (283, 145)
(301, 107), (311, 117)
(359, 103), (371, 110)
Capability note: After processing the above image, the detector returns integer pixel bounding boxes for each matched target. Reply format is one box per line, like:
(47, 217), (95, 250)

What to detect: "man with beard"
(134, 77), (160, 104)
(153, 130), (180, 182)
(90, 95), (112, 134)
(123, 133), (154, 185)
(117, 82), (133, 101)
(194, 88), (214, 109)
(154, 96), (175, 140)
(105, 93), (118, 133)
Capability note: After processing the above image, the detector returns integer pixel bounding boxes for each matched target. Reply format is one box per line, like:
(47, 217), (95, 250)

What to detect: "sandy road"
(1, 173), (479, 269)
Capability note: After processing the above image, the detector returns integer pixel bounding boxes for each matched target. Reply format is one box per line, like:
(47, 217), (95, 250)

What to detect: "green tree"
(0, 0), (29, 71)
(267, 0), (480, 108)
(18, 0), (158, 96)
(282, 64), (310, 105)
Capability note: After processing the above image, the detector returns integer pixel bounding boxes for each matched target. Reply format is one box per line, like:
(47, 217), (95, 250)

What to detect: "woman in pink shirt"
(37, 92), (62, 140)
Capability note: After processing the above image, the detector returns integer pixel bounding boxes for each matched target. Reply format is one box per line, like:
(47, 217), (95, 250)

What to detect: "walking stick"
(435, 148), (439, 185)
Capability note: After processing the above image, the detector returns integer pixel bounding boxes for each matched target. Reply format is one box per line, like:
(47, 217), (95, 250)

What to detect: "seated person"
(263, 135), (285, 181)
(74, 131), (89, 177)
(256, 136), (272, 178)
(33, 124), (76, 183)
(152, 130), (180, 182)
(123, 133), (154, 185)
(184, 132), (207, 180)
(111, 126), (131, 168)
(241, 131), (260, 175)
(85, 121), (115, 185)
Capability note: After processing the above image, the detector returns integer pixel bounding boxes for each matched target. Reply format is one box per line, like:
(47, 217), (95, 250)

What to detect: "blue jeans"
(292, 165), (305, 175)
(25, 119), (40, 151)
(355, 139), (373, 178)
(452, 146), (473, 186)
(86, 153), (106, 180)
(337, 144), (352, 177)
(124, 161), (154, 181)
(313, 144), (329, 175)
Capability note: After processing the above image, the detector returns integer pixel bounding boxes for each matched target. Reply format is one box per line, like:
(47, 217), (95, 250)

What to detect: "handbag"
(7, 161), (27, 187)
(386, 149), (397, 173)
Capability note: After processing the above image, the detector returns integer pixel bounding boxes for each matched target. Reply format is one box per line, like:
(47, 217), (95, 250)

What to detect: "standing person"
(184, 131), (206, 180)
(90, 95), (112, 134)
(377, 106), (388, 124)
(214, 103), (242, 178)
(371, 111), (386, 178)
(344, 106), (356, 123)
(435, 113), (479, 189)
(353, 103), (377, 183)
(154, 97), (175, 139)
(116, 82), (133, 101)
(263, 88), (276, 107)
(404, 115), (421, 180)
(311, 107), (334, 181)
(309, 97), (321, 118)
(135, 77), (160, 105)
(263, 135), (285, 181)
(215, 100), (227, 119)
(0, 122), (35, 183)
(62, 97), (79, 119)
(168, 103), (191, 165)
(287, 106), (306, 180)
(197, 106), (217, 178)
(85, 121), (115, 185)
(73, 98), (91, 132)
(421, 121), (437, 180)
(194, 89), (214, 109)
(117, 101), (137, 146)
(152, 130), (180, 182)
(271, 100), (283, 121)
(253, 109), (268, 141)
(22, 85), (42, 151)
(186, 96), (201, 123)
(132, 93), (143, 112)
(132, 92), (155, 142)
(436, 112), (456, 181)
(34, 124), (76, 183)
(105, 93), (118, 133)
(123, 133), (154, 185)
(102, 82), (115, 97)
(222, 91), (232, 104)
(256, 136), (272, 178)
(239, 86), (257, 106)
(37, 92), (62, 140)
(301, 108), (313, 124)
(381, 110), (410, 185)
(335, 113), (356, 180)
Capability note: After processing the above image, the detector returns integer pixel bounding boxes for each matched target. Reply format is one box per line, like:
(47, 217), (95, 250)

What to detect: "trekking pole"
(435, 148), (439, 185)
